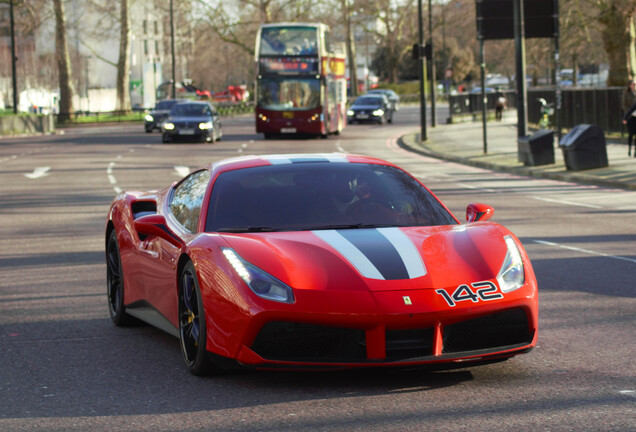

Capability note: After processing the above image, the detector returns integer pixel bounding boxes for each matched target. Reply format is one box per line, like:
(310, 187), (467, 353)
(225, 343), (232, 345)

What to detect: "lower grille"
(385, 327), (434, 360)
(251, 322), (366, 362)
(442, 308), (532, 354)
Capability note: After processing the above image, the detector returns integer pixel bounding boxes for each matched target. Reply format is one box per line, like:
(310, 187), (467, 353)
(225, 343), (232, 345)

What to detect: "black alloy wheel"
(106, 230), (132, 326)
(179, 261), (216, 375)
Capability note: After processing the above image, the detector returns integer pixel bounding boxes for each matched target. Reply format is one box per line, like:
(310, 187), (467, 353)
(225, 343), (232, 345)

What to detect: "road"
(0, 106), (634, 431)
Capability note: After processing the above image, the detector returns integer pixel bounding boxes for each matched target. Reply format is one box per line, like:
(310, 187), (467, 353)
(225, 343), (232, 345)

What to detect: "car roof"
(207, 153), (397, 177)
(356, 94), (385, 100)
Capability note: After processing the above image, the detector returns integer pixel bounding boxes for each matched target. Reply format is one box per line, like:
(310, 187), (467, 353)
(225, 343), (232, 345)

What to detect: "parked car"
(161, 101), (223, 143)
(145, 99), (188, 133)
(347, 94), (393, 124)
(367, 88), (400, 111)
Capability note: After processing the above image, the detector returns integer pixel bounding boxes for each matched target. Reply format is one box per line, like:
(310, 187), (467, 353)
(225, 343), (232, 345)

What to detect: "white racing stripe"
(377, 227), (427, 278)
(174, 166), (190, 177)
(313, 230), (384, 279)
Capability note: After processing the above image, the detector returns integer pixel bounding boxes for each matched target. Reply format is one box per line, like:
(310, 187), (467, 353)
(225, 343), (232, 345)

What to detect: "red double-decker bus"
(255, 23), (347, 138)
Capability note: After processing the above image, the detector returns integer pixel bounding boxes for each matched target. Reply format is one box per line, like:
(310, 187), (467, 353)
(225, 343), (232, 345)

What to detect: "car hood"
(218, 223), (514, 292)
(168, 115), (211, 123)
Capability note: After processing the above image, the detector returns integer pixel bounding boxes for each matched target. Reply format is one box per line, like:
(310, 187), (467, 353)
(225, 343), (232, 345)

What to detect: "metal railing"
(449, 87), (626, 134)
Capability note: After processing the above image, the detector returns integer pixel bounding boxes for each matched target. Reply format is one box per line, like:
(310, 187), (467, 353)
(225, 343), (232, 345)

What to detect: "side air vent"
(132, 200), (157, 219)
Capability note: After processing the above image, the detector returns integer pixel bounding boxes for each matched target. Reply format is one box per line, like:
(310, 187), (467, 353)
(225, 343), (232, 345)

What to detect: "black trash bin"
(559, 124), (608, 171)
(517, 129), (555, 166)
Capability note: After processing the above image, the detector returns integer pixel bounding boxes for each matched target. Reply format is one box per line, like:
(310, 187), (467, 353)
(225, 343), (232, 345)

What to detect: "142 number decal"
(435, 281), (503, 307)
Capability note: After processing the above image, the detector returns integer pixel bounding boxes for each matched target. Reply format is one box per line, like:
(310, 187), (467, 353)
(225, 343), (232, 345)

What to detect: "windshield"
(353, 96), (384, 107)
(257, 78), (321, 111)
(259, 26), (318, 56)
(170, 104), (210, 117)
(155, 100), (179, 110)
(206, 163), (457, 233)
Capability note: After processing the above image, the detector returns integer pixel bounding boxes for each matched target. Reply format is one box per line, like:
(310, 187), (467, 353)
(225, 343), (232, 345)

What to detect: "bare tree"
(53, 0), (74, 120)
(595, 0), (635, 85)
(116, 0), (130, 111)
(342, 0), (358, 95)
(366, 0), (416, 83)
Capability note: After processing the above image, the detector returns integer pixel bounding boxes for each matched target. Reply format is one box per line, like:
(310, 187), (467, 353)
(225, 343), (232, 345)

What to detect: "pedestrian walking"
(495, 89), (506, 122)
(621, 80), (636, 156)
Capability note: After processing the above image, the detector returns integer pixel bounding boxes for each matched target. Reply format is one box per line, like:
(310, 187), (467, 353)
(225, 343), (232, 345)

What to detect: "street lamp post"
(9, 0), (18, 113)
(418, 0), (428, 141)
(170, 0), (176, 99)
(428, 0), (436, 127)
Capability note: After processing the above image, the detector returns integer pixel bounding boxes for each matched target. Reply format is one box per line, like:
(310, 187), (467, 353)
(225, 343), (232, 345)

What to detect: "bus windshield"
(258, 78), (321, 111)
(259, 26), (318, 56)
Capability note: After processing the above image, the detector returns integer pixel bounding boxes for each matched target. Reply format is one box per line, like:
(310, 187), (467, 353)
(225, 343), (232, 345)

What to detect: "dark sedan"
(161, 101), (223, 143)
(347, 94), (393, 124)
(367, 89), (400, 112)
(145, 99), (189, 133)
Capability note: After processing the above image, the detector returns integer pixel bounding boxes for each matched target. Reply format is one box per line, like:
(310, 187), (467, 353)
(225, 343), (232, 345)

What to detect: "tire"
(179, 261), (216, 376)
(106, 230), (133, 326)
(162, 134), (171, 143)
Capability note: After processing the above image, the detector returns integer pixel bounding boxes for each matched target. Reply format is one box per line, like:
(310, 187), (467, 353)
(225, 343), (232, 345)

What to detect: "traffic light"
(412, 44), (431, 60)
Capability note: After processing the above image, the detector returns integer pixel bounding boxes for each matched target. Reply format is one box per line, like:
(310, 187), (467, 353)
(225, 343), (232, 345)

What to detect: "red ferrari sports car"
(105, 153), (538, 375)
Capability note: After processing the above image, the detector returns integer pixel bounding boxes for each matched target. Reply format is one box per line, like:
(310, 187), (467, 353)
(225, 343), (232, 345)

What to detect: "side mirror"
(466, 203), (494, 222)
(134, 214), (183, 247)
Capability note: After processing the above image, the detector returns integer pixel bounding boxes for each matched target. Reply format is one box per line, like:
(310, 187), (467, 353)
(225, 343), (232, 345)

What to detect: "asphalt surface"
(0, 108), (634, 431)
(400, 110), (636, 191)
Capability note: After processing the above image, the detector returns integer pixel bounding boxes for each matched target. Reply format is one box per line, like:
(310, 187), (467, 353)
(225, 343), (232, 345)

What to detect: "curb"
(397, 132), (636, 191)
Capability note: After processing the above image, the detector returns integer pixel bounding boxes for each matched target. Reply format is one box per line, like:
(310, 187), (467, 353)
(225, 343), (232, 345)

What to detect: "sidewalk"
(399, 112), (636, 191)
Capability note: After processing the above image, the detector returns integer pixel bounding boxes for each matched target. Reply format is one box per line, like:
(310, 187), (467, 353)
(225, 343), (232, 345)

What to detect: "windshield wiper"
(216, 226), (280, 233)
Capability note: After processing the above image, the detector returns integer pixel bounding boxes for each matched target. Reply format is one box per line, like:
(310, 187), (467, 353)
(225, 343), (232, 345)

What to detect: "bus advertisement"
(255, 23), (347, 139)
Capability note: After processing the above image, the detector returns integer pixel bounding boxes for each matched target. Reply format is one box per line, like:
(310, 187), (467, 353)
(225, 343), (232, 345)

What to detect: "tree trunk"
(343, 0), (358, 97)
(116, 0), (131, 112)
(598, 2), (636, 86)
(53, 0), (74, 122)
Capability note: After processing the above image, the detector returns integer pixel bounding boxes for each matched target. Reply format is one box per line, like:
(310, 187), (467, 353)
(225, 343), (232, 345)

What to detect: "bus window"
(258, 78), (321, 111)
(259, 26), (318, 56)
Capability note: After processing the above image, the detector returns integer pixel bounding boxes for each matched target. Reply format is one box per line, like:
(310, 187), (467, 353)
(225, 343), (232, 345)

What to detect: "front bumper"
(348, 111), (383, 123)
(237, 307), (534, 368)
(220, 280), (538, 369)
(163, 128), (212, 142)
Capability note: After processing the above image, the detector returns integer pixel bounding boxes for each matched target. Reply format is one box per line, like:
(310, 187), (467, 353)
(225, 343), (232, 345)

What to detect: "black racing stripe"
(338, 229), (409, 280)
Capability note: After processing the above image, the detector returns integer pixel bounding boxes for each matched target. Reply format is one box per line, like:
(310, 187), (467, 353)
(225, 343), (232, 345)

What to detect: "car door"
(140, 169), (212, 325)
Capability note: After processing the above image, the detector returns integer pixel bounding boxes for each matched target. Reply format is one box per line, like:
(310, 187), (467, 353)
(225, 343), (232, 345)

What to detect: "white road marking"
(107, 161), (122, 194)
(457, 183), (497, 193)
(174, 166), (190, 177)
(24, 167), (51, 179)
(534, 240), (636, 264)
(531, 196), (602, 209)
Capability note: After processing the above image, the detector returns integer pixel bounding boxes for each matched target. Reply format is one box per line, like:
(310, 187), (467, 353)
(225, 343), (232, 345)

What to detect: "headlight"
(372, 109), (384, 116)
(496, 236), (525, 293)
(199, 121), (213, 130)
(222, 248), (295, 303)
(347, 110), (354, 116)
(145, 114), (154, 122)
(163, 122), (175, 130)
